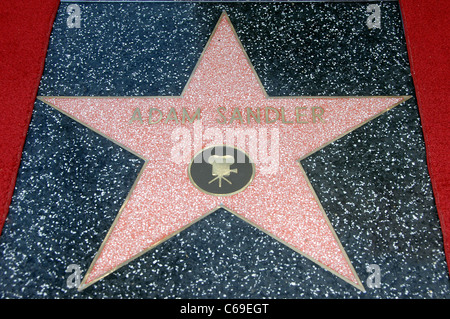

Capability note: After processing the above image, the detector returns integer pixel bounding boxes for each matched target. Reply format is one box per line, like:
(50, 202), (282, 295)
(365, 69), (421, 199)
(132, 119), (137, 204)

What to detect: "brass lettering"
(216, 107), (227, 124)
(164, 107), (179, 124)
(246, 107), (261, 124)
(312, 106), (325, 123)
(230, 107), (244, 124)
(149, 108), (163, 124)
(281, 107), (293, 124)
(265, 107), (279, 124)
(139, 106), (325, 125)
(295, 107), (308, 124)
(182, 108), (201, 124)
(129, 107), (143, 124)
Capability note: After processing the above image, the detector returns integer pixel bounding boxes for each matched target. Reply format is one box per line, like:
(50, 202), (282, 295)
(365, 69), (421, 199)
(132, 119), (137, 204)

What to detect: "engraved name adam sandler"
(128, 106), (325, 125)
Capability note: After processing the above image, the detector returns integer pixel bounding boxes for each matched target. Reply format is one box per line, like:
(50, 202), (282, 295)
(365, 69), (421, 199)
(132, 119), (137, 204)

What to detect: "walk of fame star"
(38, 12), (410, 291)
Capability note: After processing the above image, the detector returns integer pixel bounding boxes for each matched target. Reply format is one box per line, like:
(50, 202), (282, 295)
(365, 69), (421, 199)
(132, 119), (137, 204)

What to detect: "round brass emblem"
(188, 145), (255, 196)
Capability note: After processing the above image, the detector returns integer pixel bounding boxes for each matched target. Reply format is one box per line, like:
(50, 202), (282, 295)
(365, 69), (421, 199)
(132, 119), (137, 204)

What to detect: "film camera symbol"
(208, 155), (238, 188)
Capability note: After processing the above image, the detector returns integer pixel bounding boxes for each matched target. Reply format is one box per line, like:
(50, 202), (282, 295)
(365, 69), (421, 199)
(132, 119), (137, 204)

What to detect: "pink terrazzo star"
(39, 12), (409, 291)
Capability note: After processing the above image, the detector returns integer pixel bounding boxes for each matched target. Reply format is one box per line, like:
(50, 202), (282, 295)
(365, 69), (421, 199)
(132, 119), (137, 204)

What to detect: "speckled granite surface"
(0, 1), (449, 298)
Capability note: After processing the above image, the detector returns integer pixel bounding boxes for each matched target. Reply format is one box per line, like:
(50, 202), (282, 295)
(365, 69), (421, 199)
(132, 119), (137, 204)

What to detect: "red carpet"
(0, 0), (60, 233)
(399, 0), (450, 274)
(0, 0), (449, 275)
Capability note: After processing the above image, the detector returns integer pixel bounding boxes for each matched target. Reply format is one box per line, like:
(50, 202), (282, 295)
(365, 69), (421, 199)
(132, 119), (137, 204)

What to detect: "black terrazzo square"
(0, 1), (448, 299)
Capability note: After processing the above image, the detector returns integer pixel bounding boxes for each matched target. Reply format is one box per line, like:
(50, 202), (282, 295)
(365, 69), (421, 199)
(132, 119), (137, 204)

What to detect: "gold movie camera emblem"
(208, 155), (238, 188)
(188, 145), (255, 196)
